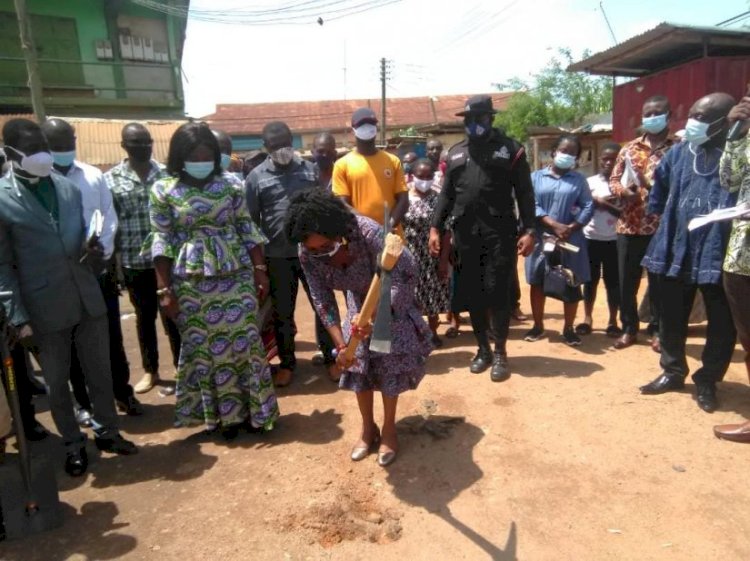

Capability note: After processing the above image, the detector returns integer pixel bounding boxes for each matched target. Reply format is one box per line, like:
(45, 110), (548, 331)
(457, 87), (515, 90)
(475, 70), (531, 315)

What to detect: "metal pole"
(13, 0), (46, 121)
(380, 57), (387, 146)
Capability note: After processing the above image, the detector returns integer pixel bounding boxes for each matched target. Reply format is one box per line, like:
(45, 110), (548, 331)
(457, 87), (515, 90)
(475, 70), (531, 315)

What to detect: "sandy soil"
(2, 265), (750, 561)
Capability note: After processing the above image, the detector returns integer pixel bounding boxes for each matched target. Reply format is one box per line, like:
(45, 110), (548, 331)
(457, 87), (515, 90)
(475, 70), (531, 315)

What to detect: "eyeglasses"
(304, 238), (346, 258)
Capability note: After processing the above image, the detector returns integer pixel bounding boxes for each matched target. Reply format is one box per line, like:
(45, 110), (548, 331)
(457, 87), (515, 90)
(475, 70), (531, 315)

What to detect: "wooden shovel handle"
(342, 272), (381, 362)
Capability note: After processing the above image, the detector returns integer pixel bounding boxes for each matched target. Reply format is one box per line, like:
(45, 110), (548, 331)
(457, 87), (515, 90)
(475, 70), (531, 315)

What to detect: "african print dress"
(403, 191), (450, 316)
(143, 173), (279, 431)
(300, 216), (433, 397)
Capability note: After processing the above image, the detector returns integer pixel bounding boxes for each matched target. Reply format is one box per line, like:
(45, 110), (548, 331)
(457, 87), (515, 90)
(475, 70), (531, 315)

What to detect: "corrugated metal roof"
(568, 23), (750, 77)
(202, 93), (515, 135)
(0, 114), (188, 168)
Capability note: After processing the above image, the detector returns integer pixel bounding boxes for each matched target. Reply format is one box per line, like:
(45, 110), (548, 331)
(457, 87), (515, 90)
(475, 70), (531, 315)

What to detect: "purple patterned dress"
(300, 216), (433, 396)
(143, 174), (279, 431)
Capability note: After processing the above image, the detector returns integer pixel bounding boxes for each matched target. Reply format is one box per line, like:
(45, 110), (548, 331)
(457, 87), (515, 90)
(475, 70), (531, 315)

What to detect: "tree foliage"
(494, 48), (612, 141)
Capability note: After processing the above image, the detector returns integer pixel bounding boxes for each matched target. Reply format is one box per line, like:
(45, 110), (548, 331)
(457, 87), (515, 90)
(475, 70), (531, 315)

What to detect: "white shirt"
(59, 161), (118, 259)
(583, 173), (618, 242)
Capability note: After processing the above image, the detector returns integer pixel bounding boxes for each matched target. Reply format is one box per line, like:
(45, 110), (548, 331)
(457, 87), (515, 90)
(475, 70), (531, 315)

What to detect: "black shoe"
(470, 348), (493, 374)
(523, 326), (545, 342)
(221, 425), (240, 441)
(64, 448), (88, 477)
(24, 420), (49, 442)
(562, 328), (582, 347)
(75, 407), (93, 428)
(116, 396), (144, 416)
(639, 373), (685, 395)
(95, 434), (138, 455)
(490, 352), (510, 383)
(695, 384), (718, 413)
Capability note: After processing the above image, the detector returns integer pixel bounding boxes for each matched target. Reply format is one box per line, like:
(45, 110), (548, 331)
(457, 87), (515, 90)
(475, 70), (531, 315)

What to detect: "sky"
(180, 0), (749, 118)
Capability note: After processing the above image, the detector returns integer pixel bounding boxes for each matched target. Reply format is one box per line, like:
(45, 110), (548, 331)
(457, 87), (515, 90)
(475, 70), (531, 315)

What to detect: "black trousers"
(617, 234), (659, 335)
(1, 343), (37, 432)
(584, 239), (620, 309)
(122, 267), (181, 375)
(267, 256), (335, 370)
(724, 272), (750, 363)
(70, 270), (132, 409)
(657, 275), (736, 384)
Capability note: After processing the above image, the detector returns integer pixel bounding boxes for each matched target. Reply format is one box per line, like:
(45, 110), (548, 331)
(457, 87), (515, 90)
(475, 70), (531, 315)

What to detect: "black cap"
(455, 95), (497, 117)
(351, 107), (378, 127)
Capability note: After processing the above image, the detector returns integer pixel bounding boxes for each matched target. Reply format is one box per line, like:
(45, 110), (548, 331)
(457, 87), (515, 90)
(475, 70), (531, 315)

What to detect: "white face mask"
(353, 123), (378, 141)
(6, 146), (54, 177)
(270, 146), (295, 166)
(414, 178), (433, 193)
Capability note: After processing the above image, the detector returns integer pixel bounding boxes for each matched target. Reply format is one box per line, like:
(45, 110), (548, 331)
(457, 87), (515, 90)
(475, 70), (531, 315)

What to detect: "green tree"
(495, 48), (612, 141)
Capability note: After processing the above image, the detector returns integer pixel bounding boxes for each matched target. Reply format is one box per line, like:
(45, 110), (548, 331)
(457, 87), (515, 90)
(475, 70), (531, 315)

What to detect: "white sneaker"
(134, 373), (156, 394)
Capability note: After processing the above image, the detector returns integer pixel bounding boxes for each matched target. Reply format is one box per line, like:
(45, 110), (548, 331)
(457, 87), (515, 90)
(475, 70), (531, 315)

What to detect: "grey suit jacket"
(0, 172), (106, 334)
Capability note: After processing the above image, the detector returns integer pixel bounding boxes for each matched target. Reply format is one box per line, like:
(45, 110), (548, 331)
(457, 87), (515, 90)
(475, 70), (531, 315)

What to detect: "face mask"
(684, 116), (724, 146)
(183, 161), (215, 180)
(414, 178), (433, 193)
(641, 114), (668, 135)
(51, 150), (76, 167)
(6, 146), (54, 177)
(270, 146), (295, 166)
(313, 154), (333, 171)
(465, 123), (487, 139)
(353, 123), (378, 141)
(126, 146), (152, 163)
(553, 152), (577, 170)
(403, 163), (413, 174)
(220, 153), (232, 171)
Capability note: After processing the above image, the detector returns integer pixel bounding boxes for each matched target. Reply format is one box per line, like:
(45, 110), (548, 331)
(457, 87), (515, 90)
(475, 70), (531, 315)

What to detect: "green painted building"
(0, 0), (188, 118)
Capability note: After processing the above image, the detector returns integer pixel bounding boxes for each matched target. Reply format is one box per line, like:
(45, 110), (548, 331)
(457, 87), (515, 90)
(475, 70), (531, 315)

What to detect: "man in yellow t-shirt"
(332, 107), (408, 230)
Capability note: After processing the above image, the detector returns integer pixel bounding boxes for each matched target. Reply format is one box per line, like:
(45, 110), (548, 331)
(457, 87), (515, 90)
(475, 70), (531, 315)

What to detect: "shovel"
(370, 205), (395, 354)
(0, 292), (63, 540)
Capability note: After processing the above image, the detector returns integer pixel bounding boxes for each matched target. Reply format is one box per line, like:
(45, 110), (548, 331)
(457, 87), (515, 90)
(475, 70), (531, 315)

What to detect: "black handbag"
(543, 249), (582, 303)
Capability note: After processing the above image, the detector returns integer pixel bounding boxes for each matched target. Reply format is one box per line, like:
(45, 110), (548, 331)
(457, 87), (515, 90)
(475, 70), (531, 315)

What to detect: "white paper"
(621, 155), (640, 190)
(87, 209), (104, 241)
(687, 202), (750, 231)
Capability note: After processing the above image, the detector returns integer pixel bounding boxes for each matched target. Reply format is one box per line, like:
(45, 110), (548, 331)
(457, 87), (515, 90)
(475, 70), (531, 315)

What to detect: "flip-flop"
(574, 323), (592, 335)
(445, 326), (459, 339)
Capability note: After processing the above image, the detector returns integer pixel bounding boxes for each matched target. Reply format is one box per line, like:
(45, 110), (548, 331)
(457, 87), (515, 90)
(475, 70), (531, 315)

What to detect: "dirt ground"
(2, 264), (750, 561)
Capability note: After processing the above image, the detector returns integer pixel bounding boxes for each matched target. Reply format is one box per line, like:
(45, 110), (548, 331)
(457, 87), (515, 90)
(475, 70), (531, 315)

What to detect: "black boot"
(490, 352), (510, 382)
(470, 347), (493, 374)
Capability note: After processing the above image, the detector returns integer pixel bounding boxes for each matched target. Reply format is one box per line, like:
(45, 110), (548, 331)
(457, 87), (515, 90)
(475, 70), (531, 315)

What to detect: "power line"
(716, 10), (750, 27)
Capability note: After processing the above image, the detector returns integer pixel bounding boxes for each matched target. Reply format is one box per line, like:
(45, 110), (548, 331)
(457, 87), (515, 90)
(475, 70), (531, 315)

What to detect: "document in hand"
(87, 209), (104, 243)
(687, 202), (750, 231)
(621, 156), (641, 190)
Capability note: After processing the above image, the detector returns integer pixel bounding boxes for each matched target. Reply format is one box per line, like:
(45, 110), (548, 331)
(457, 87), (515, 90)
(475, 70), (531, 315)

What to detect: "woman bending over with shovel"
(285, 189), (433, 467)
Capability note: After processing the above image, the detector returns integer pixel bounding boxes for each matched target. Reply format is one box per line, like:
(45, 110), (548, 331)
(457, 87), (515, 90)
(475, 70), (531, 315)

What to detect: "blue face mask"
(465, 123), (488, 139)
(51, 150), (76, 167)
(220, 153), (231, 171)
(184, 161), (215, 179)
(553, 152), (577, 170)
(641, 114), (668, 135)
(684, 116), (724, 146)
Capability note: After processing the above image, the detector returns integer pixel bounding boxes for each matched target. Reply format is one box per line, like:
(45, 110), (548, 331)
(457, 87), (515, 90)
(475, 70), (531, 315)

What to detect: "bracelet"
(156, 286), (172, 297)
(253, 264), (268, 272)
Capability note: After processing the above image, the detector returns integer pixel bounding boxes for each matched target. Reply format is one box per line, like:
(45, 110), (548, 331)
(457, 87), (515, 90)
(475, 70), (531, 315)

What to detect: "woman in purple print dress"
(143, 122), (279, 439)
(285, 189), (432, 467)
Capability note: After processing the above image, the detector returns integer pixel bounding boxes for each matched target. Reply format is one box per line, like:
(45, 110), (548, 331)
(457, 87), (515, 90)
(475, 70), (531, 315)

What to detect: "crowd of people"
(0, 89), (749, 491)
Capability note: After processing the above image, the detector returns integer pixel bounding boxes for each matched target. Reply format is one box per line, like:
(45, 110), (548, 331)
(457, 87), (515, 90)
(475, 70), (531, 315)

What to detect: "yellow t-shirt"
(332, 149), (407, 226)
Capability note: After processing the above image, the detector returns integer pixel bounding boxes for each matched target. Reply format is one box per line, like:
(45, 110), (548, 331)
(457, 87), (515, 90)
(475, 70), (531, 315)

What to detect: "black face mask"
(313, 154), (334, 172)
(126, 146), (152, 163)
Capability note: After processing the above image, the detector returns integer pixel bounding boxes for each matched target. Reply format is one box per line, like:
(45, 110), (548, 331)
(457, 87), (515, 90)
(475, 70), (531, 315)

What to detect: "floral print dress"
(300, 216), (433, 396)
(143, 173), (279, 431)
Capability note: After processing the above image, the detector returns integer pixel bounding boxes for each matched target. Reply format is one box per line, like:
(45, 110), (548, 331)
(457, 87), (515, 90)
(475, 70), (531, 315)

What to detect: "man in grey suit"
(0, 119), (137, 476)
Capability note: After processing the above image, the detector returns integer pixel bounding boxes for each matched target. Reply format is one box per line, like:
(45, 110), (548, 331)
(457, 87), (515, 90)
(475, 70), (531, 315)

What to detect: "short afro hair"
(285, 188), (356, 245)
(2, 118), (40, 149)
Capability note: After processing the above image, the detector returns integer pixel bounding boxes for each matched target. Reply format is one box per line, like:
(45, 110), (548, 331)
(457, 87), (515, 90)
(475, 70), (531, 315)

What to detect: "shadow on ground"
(386, 414), (518, 560)
(510, 355), (603, 378)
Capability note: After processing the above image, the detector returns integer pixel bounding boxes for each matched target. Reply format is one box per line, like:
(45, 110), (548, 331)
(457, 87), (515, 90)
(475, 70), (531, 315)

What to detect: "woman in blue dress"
(524, 134), (594, 346)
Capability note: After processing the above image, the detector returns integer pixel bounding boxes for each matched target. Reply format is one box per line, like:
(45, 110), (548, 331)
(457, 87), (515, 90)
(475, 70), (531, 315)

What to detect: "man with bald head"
(105, 123), (181, 396)
(639, 93), (738, 413)
(42, 118), (142, 419)
(426, 138), (444, 191)
(212, 128), (242, 179)
(312, 132), (337, 189)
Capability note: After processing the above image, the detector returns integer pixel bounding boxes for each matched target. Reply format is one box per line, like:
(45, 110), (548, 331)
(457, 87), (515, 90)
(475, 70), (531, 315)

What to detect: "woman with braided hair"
(286, 188), (432, 467)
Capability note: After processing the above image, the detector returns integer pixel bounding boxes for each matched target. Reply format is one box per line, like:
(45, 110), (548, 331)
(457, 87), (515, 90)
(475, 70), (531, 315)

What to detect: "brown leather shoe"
(713, 420), (750, 443)
(613, 333), (637, 349)
(273, 368), (293, 387)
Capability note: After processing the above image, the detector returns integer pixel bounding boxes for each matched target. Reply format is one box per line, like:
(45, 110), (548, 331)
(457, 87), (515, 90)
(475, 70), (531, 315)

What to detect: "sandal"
(445, 326), (459, 339)
(574, 323), (592, 335)
(605, 324), (623, 337)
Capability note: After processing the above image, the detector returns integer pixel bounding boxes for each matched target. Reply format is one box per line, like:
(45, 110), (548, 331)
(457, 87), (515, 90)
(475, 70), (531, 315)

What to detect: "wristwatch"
(156, 286), (172, 297)
(254, 264), (268, 272)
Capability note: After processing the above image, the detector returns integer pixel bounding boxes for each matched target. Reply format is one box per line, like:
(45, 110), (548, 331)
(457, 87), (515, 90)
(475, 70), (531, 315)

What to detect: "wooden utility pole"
(380, 57), (387, 146)
(13, 0), (46, 121)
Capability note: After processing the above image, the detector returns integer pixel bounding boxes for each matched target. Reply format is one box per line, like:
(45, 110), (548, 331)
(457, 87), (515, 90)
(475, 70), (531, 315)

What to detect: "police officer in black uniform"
(429, 95), (536, 381)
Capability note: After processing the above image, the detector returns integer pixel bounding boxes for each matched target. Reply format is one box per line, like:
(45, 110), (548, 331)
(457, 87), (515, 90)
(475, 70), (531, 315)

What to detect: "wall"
(612, 56), (750, 142)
